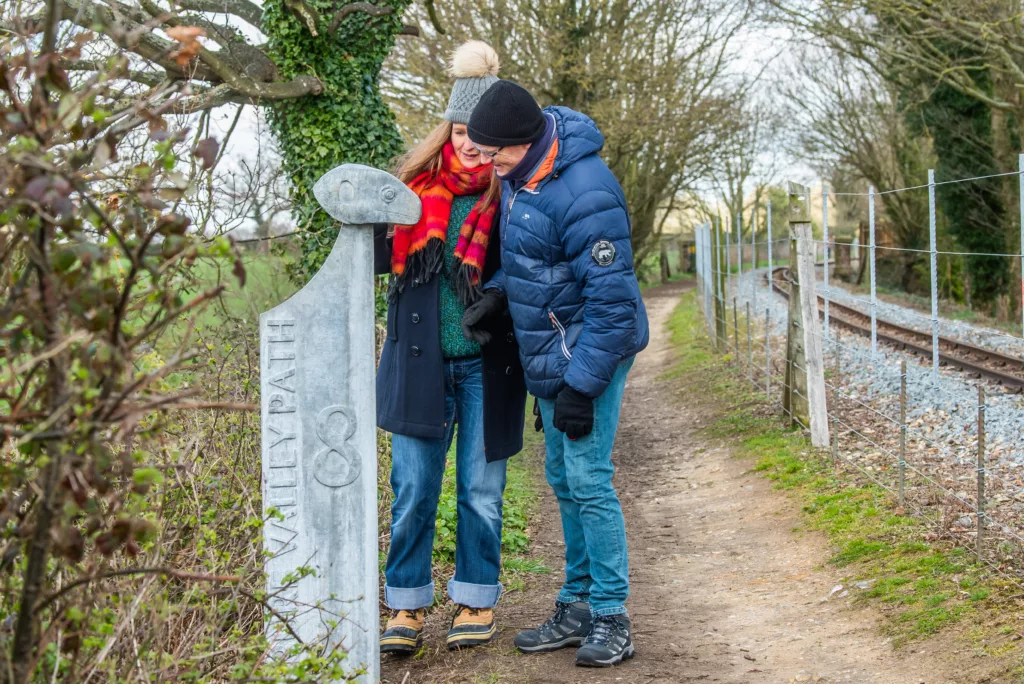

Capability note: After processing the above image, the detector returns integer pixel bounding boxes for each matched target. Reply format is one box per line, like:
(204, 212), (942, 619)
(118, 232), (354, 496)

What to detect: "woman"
(373, 40), (526, 654)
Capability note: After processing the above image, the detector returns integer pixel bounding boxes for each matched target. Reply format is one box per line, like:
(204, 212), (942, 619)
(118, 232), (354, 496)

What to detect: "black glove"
(461, 290), (506, 345)
(553, 386), (593, 440)
(533, 397), (543, 432)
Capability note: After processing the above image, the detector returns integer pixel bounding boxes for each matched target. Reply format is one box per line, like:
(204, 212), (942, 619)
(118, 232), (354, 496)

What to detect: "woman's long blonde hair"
(394, 120), (502, 208)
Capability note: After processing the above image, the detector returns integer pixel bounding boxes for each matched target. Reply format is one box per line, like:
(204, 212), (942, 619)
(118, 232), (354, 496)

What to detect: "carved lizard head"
(313, 164), (421, 227)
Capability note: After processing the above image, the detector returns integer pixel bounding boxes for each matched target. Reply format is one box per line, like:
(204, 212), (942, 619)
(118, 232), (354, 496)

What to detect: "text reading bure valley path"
(382, 280), (993, 684)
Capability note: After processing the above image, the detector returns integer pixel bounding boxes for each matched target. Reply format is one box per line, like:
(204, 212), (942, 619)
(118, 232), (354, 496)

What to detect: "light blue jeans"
(384, 357), (508, 610)
(537, 357), (634, 617)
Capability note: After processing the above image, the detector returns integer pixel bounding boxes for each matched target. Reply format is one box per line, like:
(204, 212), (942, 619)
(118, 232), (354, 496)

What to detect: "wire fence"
(692, 194), (1024, 589)
(703, 164), (1024, 378)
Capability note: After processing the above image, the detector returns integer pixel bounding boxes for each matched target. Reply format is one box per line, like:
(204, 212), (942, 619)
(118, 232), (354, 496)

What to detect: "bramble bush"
(0, 21), (353, 683)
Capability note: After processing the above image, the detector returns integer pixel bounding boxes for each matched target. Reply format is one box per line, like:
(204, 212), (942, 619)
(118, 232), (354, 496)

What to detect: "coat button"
(411, 313), (421, 323)
(505, 366), (513, 375)
(411, 346), (421, 357)
(506, 332), (515, 343)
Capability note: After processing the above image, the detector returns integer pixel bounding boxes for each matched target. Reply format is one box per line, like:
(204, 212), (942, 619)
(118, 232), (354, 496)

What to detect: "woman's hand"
(461, 290), (506, 345)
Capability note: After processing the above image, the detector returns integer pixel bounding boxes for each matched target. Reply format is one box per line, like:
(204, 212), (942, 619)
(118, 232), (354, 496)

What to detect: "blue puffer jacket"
(485, 106), (649, 399)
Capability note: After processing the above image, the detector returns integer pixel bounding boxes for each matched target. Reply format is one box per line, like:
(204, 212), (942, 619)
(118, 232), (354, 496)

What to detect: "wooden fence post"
(795, 218), (830, 447)
(785, 183), (810, 429)
(714, 216), (727, 349)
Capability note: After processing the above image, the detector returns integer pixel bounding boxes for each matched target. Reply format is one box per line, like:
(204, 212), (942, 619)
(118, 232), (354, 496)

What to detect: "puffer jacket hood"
(484, 106), (650, 399)
(549, 107), (604, 173)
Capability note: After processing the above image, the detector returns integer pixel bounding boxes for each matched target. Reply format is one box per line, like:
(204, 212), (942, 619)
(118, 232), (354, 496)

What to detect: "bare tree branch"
(175, 0), (263, 28)
(286, 0), (321, 35)
(61, 58), (168, 86)
(424, 0), (444, 35)
(196, 44), (322, 99)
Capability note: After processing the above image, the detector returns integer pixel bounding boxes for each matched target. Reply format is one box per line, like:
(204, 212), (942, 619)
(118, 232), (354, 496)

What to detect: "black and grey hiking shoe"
(575, 614), (635, 667)
(514, 601), (592, 653)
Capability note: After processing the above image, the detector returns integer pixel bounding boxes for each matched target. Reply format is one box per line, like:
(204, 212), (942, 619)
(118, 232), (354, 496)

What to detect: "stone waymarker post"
(260, 164), (420, 680)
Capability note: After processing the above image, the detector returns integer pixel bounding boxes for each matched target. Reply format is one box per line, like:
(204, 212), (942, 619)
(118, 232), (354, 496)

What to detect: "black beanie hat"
(468, 80), (546, 147)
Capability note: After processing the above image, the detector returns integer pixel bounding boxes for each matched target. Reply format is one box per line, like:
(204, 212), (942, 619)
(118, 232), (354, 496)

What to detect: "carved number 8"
(312, 405), (361, 488)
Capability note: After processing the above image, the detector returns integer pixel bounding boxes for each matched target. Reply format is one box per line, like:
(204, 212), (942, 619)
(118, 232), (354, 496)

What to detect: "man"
(462, 80), (649, 668)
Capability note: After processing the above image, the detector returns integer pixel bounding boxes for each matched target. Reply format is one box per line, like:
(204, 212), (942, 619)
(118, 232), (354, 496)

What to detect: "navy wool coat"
(374, 220), (527, 462)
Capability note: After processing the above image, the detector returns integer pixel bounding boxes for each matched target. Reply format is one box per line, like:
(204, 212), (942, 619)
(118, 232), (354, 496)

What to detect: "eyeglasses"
(472, 144), (505, 159)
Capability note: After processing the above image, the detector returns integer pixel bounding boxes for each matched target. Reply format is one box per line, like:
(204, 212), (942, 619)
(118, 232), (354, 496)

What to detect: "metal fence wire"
(692, 170), (1024, 588)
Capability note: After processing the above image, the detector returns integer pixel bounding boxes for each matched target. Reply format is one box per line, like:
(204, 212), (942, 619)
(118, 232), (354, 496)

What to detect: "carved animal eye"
(381, 186), (396, 203)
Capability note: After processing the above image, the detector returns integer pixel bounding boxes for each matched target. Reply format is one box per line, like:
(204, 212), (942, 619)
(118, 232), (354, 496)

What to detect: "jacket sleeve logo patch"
(591, 240), (616, 266)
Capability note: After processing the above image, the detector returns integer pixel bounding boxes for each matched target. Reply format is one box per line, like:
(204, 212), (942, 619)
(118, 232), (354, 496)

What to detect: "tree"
(215, 113), (293, 252)
(1, 0), (437, 280)
(784, 46), (931, 291)
(902, 64), (1011, 307)
(767, 0), (1024, 119)
(0, 7), (374, 678)
(711, 92), (784, 262)
(383, 0), (750, 263)
(768, 0), (1021, 307)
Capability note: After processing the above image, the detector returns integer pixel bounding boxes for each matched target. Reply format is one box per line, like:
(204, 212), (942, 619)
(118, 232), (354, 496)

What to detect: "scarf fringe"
(449, 260), (484, 307)
(388, 238), (445, 301)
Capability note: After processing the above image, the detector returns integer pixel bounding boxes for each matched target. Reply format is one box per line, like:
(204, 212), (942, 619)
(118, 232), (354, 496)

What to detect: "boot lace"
(586, 615), (625, 646)
(455, 605), (481, 619)
(387, 609), (421, 628)
(536, 601), (571, 638)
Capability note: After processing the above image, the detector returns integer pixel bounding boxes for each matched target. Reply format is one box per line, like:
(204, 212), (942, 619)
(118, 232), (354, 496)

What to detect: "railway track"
(768, 267), (1024, 392)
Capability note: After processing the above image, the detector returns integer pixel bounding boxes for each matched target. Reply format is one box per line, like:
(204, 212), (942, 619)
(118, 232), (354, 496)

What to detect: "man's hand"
(461, 290), (506, 345)
(553, 386), (593, 440)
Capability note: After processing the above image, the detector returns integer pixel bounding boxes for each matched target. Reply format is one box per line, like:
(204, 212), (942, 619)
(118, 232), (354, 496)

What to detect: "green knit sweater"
(439, 194), (482, 359)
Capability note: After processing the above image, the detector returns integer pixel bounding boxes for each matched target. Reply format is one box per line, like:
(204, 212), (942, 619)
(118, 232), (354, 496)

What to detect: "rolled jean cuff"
(591, 604), (628, 617)
(447, 579), (503, 608)
(384, 582), (434, 611)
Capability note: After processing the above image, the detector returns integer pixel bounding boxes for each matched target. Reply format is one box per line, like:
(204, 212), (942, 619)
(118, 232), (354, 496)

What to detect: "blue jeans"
(537, 357), (634, 617)
(384, 357), (508, 610)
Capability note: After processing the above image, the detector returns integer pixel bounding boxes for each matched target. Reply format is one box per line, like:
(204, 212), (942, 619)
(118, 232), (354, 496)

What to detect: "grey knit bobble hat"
(443, 40), (500, 124)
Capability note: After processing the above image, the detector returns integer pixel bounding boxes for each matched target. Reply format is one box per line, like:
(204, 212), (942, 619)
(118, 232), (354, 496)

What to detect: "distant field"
(140, 249), (298, 355)
(192, 250), (298, 327)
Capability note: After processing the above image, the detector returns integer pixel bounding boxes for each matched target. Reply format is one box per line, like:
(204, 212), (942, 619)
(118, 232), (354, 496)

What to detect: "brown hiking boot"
(446, 605), (497, 650)
(380, 609), (425, 655)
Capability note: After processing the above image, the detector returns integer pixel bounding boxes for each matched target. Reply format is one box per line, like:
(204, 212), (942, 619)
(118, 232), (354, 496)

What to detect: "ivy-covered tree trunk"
(263, 0), (411, 279)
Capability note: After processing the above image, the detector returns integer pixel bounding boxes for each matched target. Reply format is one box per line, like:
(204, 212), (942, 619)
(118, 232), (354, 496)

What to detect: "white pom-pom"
(448, 40), (499, 79)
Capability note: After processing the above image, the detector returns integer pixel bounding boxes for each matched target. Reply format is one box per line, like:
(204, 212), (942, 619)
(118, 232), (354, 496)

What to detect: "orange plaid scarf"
(390, 142), (498, 304)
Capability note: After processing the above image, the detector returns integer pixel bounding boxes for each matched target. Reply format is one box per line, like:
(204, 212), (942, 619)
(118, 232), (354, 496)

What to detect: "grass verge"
(665, 289), (1024, 668)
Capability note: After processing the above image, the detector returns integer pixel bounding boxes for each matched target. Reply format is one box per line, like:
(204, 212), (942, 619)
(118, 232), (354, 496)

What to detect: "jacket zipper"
(501, 189), (518, 250)
(505, 187), (523, 227)
(504, 186), (538, 233)
(548, 311), (572, 360)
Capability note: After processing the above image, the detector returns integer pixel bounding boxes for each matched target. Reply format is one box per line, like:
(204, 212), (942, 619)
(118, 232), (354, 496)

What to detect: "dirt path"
(381, 282), (961, 684)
